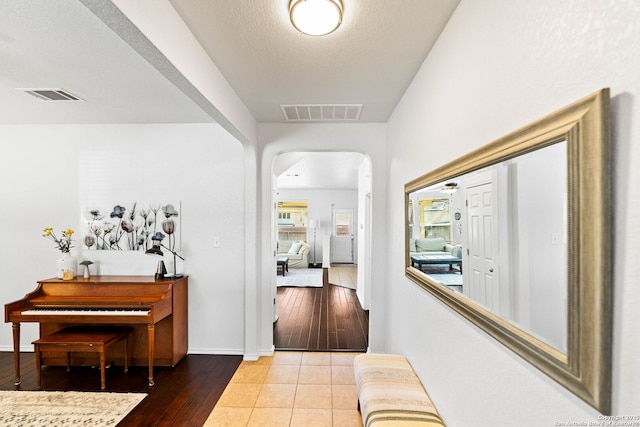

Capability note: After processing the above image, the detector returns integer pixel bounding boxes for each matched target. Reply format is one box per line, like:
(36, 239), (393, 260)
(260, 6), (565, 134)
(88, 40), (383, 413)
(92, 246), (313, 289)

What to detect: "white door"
(331, 208), (354, 263)
(466, 182), (499, 311)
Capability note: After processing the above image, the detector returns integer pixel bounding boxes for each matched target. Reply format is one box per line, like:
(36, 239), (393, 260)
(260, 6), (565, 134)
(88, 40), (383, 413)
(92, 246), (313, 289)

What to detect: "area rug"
(0, 390), (146, 426)
(276, 268), (323, 287)
(428, 273), (463, 286)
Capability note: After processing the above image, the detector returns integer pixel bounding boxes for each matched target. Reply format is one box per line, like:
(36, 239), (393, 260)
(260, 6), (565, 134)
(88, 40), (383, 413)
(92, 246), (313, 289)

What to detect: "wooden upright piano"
(4, 275), (188, 386)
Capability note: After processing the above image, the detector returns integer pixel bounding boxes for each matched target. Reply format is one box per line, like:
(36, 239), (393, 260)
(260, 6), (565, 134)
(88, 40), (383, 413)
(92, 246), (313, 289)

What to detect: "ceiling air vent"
(281, 104), (362, 122)
(17, 88), (84, 101)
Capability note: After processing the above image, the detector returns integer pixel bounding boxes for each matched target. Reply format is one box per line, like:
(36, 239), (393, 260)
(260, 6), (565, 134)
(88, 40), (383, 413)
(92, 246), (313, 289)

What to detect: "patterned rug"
(0, 390), (146, 426)
(276, 268), (323, 287)
(420, 265), (463, 287)
(427, 273), (463, 286)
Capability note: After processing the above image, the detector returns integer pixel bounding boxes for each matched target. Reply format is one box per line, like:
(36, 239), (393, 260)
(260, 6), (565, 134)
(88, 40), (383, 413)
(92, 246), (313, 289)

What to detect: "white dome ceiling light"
(289, 0), (343, 36)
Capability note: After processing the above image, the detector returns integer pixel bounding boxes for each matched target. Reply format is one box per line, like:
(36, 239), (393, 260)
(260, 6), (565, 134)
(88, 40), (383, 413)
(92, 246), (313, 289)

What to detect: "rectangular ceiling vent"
(17, 88), (84, 102)
(281, 104), (362, 122)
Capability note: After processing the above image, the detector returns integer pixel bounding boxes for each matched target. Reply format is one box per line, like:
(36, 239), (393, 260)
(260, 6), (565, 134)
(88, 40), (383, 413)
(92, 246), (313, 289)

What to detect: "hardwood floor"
(274, 268), (369, 351)
(0, 267), (368, 424)
(0, 351), (242, 426)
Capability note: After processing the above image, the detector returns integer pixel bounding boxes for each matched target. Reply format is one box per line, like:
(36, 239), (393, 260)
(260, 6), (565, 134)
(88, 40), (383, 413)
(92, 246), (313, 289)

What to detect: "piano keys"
(21, 307), (151, 316)
(4, 275), (188, 387)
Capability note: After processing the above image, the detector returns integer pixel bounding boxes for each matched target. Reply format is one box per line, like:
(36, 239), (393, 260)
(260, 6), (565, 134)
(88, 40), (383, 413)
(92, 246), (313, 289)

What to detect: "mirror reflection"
(408, 141), (567, 353)
(404, 89), (611, 413)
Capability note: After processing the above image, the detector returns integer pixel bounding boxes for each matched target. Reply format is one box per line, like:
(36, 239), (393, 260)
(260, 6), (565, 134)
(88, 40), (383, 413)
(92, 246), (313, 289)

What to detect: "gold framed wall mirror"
(404, 89), (612, 414)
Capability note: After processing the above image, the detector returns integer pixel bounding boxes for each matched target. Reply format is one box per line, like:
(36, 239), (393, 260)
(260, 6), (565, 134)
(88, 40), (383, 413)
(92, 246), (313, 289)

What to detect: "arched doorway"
(271, 151), (371, 351)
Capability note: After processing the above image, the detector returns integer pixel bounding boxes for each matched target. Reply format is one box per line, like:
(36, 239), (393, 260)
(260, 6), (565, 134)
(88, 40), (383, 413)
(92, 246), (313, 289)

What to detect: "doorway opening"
(331, 208), (354, 264)
(271, 151), (371, 351)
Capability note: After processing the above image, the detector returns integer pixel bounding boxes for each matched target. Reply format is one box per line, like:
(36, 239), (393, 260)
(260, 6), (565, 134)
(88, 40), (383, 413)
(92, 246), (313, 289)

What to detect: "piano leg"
(12, 322), (21, 386)
(147, 324), (155, 386)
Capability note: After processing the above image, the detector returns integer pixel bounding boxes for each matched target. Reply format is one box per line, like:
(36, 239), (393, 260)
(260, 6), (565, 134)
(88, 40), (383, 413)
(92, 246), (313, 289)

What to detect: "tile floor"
(328, 264), (357, 290)
(204, 351), (364, 427)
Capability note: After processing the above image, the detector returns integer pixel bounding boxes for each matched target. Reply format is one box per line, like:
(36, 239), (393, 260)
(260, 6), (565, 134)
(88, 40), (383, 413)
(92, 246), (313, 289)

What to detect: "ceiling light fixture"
(289, 0), (343, 36)
(440, 182), (458, 194)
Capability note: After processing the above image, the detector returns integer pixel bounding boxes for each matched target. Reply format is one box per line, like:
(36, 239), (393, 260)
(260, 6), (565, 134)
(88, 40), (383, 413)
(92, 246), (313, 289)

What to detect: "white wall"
(513, 143), (567, 352)
(357, 160), (373, 309)
(276, 188), (358, 264)
(386, 0), (640, 425)
(0, 123), (247, 355)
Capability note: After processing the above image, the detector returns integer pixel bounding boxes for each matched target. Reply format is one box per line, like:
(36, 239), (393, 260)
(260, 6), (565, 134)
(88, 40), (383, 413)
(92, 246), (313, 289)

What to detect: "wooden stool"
(32, 326), (130, 390)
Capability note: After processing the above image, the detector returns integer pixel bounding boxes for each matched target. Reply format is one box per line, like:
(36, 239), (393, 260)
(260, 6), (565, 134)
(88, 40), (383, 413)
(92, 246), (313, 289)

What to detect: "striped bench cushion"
(354, 354), (445, 427)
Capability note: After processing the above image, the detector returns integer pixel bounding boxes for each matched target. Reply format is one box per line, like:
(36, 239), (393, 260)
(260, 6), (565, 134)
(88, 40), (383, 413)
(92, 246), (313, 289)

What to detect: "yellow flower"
(41, 227), (74, 253)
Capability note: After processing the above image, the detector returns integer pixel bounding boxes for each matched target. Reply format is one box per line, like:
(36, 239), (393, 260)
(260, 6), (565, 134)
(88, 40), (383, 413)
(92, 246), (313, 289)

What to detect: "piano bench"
(32, 326), (131, 390)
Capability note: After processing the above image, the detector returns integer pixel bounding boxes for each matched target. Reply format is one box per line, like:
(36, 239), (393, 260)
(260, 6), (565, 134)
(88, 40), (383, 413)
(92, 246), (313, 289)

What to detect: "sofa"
(409, 237), (462, 271)
(277, 240), (310, 268)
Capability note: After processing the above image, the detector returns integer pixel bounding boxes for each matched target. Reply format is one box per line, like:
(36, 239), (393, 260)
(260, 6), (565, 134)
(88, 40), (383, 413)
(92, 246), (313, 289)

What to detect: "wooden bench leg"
(124, 335), (129, 373)
(32, 327), (131, 391)
(99, 350), (106, 390)
(147, 325), (155, 387)
(35, 345), (42, 389)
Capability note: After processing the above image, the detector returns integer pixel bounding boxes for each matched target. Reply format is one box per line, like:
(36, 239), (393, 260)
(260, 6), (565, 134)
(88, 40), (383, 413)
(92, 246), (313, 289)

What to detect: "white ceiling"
(0, 1), (212, 125)
(0, 0), (459, 188)
(275, 151), (367, 190)
(168, 0), (460, 123)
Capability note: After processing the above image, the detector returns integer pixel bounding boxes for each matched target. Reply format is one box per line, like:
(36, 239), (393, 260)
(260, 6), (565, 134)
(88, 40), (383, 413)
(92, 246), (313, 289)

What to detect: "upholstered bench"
(32, 326), (130, 390)
(354, 353), (445, 426)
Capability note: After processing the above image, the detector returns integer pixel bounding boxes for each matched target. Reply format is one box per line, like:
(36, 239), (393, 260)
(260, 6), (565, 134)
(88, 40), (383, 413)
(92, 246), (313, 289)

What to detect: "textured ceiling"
(0, 0), (459, 125)
(0, 0), (459, 188)
(0, 0), (212, 125)
(169, 0), (460, 123)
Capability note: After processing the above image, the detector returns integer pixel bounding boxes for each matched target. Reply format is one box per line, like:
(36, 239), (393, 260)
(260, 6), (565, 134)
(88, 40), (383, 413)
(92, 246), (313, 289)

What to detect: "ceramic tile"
(294, 384), (332, 409)
(332, 384), (358, 410)
(217, 383), (261, 407)
(243, 355), (274, 365)
(255, 383), (297, 408)
(206, 351), (365, 425)
(331, 365), (356, 385)
(290, 408), (333, 427)
(203, 406), (252, 427)
(265, 364), (300, 384)
(230, 363), (270, 384)
(298, 365), (332, 384)
(333, 409), (364, 427)
(331, 352), (358, 366)
(272, 351), (303, 365)
(247, 407), (292, 427)
(301, 351), (331, 366)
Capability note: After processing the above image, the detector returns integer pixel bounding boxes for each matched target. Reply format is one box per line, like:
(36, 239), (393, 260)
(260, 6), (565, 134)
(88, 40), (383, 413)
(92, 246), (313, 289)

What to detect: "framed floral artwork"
(81, 201), (181, 252)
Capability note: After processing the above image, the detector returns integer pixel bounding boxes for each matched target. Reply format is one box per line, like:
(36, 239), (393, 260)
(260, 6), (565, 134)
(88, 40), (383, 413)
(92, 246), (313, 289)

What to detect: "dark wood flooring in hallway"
(273, 268), (369, 351)
(0, 352), (242, 426)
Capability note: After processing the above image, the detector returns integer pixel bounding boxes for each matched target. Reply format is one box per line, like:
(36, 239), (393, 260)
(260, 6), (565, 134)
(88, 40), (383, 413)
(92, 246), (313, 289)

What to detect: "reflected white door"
(331, 208), (354, 263)
(467, 182), (499, 311)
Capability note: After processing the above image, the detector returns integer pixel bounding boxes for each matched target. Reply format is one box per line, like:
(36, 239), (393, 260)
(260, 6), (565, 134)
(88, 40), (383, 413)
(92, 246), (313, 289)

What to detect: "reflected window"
(421, 198), (451, 240)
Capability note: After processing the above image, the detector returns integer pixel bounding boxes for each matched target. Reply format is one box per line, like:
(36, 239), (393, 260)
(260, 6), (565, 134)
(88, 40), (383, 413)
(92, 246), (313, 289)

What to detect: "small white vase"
(56, 253), (77, 279)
